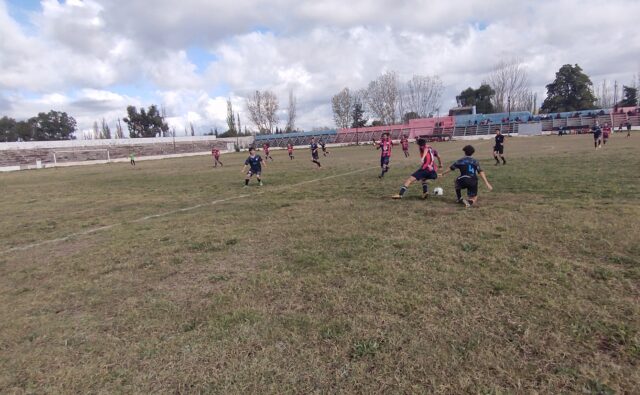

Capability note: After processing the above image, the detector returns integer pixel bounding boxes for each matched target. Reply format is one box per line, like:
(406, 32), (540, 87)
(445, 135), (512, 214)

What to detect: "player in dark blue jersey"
(310, 137), (322, 167)
(241, 147), (266, 187)
(493, 129), (506, 165)
(320, 140), (330, 156)
(592, 122), (603, 149)
(439, 145), (492, 207)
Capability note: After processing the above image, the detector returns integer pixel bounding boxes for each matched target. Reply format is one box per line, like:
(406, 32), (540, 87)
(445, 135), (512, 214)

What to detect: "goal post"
(52, 149), (111, 166)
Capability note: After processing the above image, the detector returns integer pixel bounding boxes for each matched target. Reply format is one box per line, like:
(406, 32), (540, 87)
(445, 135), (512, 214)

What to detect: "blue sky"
(1, 0), (638, 136)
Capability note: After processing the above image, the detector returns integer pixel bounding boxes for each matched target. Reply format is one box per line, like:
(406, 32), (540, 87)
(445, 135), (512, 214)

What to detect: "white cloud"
(1, 0), (639, 133)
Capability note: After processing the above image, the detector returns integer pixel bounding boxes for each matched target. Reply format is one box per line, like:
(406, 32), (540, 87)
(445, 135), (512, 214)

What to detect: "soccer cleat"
(422, 192), (430, 200)
(391, 194), (402, 199)
(259, 181), (263, 186)
(461, 199), (471, 208)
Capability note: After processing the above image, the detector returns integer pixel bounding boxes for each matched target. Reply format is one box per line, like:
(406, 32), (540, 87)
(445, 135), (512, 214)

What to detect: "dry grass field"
(1, 134), (639, 393)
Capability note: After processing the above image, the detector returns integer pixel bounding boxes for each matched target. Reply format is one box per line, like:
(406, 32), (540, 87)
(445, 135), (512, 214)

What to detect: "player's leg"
(421, 171), (437, 199)
(245, 171), (252, 186)
(257, 172), (263, 186)
(392, 176), (417, 199)
(500, 147), (506, 164)
(493, 148), (500, 165)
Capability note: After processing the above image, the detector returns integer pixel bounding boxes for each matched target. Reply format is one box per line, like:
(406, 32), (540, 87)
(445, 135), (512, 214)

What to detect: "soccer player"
(310, 137), (322, 168)
(376, 132), (393, 178)
(287, 142), (295, 160)
(627, 121), (632, 138)
(493, 129), (506, 165)
(262, 143), (274, 161)
(241, 147), (266, 187)
(400, 135), (410, 157)
(439, 145), (492, 208)
(129, 152), (136, 166)
(211, 147), (223, 167)
(602, 123), (612, 145)
(592, 122), (602, 149)
(320, 140), (330, 156)
(391, 138), (442, 199)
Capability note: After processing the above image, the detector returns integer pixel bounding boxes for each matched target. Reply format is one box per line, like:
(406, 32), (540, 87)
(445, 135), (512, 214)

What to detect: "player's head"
(311, 137), (315, 142)
(249, 146), (256, 154)
(417, 138), (426, 147)
(495, 128), (501, 135)
(463, 145), (475, 156)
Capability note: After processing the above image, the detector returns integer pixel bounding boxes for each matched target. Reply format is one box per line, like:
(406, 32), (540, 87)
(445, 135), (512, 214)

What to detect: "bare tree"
(246, 90), (279, 133)
(115, 119), (124, 139)
(595, 79), (613, 108)
(101, 118), (111, 139)
(92, 121), (100, 139)
(286, 90), (297, 132)
(365, 71), (400, 125)
(331, 87), (353, 129)
(190, 122), (195, 136)
(487, 59), (532, 112)
(405, 74), (444, 118)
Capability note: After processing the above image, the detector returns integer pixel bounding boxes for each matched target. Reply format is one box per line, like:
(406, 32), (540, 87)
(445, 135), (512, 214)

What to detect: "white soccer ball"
(434, 187), (444, 196)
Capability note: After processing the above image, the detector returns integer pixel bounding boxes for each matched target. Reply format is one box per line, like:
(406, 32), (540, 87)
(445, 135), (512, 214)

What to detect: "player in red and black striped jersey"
(391, 138), (442, 199)
(262, 143), (274, 161)
(376, 133), (394, 178)
(400, 135), (410, 157)
(211, 147), (223, 167)
(287, 142), (294, 160)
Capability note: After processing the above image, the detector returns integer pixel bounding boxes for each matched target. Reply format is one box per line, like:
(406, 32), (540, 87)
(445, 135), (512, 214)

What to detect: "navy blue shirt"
(245, 154), (263, 171)
(495, 134), (504, 146)
(310, 143), (318, 154)
(450, 156), (482, 178)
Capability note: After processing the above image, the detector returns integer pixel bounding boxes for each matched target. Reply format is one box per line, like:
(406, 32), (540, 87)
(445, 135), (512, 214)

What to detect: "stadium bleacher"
(253, 130), (338, 147)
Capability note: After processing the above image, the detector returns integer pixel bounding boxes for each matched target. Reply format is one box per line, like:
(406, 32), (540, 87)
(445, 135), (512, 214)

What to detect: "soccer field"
(1, 135), (639, 393)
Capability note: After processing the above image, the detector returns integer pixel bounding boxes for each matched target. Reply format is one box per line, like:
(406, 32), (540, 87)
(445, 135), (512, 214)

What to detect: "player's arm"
(479, 171), (492, 191)
(439, 163), (456, 177)
(435, 152), (442, 168)
(241, 164), (247, 173)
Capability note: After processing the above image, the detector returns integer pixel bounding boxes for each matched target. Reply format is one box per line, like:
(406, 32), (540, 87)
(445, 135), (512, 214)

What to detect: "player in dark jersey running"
(592, 122), (602, 149)
(241, 147), (266, 187)
(400, 135), (410, 157)
(211, 147), (223, 167)
(377, 133), (394, 178)
(310, 137), (322, 168)
(262, 143), (274, 161)
(493, 129), (506, 165)
(439, 145), (492, 208)
(391, 138), (442, 199)
(320, 140), (330, 156)
(287, 142), (294, 160)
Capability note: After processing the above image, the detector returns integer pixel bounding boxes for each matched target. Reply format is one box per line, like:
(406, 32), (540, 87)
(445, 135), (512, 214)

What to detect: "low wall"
(0, 136), (255, 170)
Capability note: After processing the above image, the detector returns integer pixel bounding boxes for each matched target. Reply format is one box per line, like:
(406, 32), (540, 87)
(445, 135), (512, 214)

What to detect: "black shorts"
(312, 153), (319, 160)
(247, 169), (261, 177)
(455, 176), (478, 197)
(593, 133), (601, 140)
(493, 145), (504, 154)
(411, 168), (437, 181)
(380, 156), (390, 167)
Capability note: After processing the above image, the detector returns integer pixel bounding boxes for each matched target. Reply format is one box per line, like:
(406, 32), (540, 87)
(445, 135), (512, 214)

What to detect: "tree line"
(1, 111), (77, 142)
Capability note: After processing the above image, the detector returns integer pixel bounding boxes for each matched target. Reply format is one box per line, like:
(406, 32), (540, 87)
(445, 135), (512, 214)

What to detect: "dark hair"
(463, 145), (475, 156)
(249, 146), (256, 152)
(417, 138), (426, 146)
(495, 128), (501, 133)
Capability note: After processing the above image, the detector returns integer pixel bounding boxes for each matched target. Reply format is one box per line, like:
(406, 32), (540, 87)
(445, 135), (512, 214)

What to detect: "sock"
(502, 157), (506, 164)
(422, 183), (429, 194)
(257, 177), (262, 183)
(245, 179), (249, 186)
(399, 186), (408, 196)
(494, 155), (499, 164)
(456, 189), (462, 200)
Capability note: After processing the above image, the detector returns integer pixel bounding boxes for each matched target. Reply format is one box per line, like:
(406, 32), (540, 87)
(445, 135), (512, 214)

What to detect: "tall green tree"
(0, 116), (17, 142)
(618, 86), (638, 107)
(30, 111), (77, 140)
(456, 84), (495, 114)
(351, 102), (368, 128)
(541, 64), (597, 112)
(226, 98), (236, 134)
(123, 105), (169, 138)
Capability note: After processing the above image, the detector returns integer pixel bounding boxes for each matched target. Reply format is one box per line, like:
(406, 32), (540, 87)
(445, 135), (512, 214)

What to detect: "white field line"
(1, 142), (492, 256)
(0, 166), (376, 256)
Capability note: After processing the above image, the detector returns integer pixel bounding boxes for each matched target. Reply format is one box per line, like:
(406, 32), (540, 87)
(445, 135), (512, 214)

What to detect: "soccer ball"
(434, 187), (444, 196)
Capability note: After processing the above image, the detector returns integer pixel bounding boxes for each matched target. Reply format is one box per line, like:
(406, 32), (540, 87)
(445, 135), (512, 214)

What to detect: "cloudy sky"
(1, 0), (639, 135)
